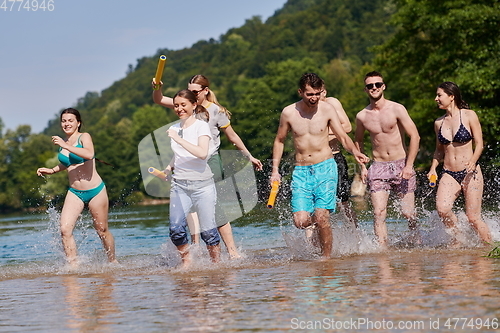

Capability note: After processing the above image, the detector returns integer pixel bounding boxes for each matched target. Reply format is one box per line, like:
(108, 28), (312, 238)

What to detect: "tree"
(3, 0), (404, 210)
(374, 0), (500, 163)
(0, 126), (56, 210)
(0, 117), (4, 139)
(231, 57), (322, 160)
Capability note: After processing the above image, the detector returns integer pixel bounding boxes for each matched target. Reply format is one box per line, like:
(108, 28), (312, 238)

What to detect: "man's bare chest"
(291, 113), (329, 137)
(364, 113), (398, 134)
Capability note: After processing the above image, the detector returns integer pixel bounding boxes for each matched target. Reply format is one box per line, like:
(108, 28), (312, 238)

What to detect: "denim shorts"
(291, 158), (338, 213)
(169, 178), (220, 246)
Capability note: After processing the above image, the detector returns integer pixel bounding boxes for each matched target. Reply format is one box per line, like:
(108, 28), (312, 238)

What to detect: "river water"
(1, 201), (500, 332)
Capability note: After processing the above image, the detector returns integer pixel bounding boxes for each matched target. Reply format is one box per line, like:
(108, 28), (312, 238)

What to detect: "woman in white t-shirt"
(164, 90), (221, 267)
(153, 75), (262, 258)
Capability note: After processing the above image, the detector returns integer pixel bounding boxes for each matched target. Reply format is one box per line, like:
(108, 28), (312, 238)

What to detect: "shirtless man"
(323, 91), (359, 228)
(355, 71), (420, 248)
(271, 73), (369, 259)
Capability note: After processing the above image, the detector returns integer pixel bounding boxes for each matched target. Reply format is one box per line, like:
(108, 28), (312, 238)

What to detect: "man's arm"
(326, 97), (351, 133)
(354, 113), (366, 154)
(354, 113), (369, 182)
(270, 111), (291, 183)
(397, 106), (420, 178)
(328, 105), (369, 165)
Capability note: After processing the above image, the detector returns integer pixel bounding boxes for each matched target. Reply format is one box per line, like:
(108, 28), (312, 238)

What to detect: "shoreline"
(137, 198), (170, 206)
(14, 197), (170, 215)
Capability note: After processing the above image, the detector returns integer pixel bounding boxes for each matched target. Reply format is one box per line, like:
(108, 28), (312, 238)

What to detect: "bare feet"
(318, 255), (331, 261)
(226, 244), (241, 259)
(305, 225), (320, 249)
(207, 244), (221, 263)
(176, 244), (192, 268)
(447, 238), (462, 249)
(445, 227), (462, 249)
(180, 256), (192, 269)
(63, 258), (80, 272)
(229, 252), (242, 260)
(378, 241), (389, 251)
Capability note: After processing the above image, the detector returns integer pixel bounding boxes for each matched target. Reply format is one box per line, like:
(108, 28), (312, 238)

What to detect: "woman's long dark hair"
(61, 108), (83, 131)
(60, 108), (113, 166)
(438, 82), (470, 109)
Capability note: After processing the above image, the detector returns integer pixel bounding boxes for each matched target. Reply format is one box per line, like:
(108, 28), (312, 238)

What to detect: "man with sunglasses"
(355, 71), (421, 248)
(271, 73), (369, 259)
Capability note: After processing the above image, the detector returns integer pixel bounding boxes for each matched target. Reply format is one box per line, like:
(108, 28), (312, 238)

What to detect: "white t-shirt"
(170, 119), (213, 181)
(205, 102), (230, 156)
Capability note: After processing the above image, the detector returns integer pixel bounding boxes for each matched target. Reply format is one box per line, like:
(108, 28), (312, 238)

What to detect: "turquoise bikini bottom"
(69, 182), (105, 204)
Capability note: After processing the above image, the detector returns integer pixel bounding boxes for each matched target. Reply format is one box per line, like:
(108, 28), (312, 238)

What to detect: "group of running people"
(37, 71), (492, 267)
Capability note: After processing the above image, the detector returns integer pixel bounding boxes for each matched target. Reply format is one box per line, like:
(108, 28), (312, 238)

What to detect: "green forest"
(0, 0), (499, 212)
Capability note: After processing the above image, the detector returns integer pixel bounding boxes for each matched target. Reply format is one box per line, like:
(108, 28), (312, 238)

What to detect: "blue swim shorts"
(291, 158), (338, 213)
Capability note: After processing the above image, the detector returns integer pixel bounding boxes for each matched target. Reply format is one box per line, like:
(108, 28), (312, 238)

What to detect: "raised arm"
(151, 80), (174, 108)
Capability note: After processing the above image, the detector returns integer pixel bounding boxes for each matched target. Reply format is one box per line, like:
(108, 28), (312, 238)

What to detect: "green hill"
(1, 0), (498, 211)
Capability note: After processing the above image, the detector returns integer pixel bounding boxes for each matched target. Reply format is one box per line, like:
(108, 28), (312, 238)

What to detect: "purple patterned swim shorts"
(367, 158), (416, 194)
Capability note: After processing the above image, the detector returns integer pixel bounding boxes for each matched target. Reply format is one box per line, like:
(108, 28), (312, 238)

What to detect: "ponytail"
(189, 74), (232, 119)
(194, 105), (209, 122)
(206, 90), (232, 119)
(438, 81), (470, 109)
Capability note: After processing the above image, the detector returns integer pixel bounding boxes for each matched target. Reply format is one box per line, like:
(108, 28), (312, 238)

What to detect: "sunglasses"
(178, 129), (183, 138)
(190, 88), (205, 95)
(365, 82), (384, 89)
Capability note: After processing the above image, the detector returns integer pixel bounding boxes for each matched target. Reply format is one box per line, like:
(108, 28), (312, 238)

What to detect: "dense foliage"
(1, 0), (498, 212)
(374, 0), (500, 162)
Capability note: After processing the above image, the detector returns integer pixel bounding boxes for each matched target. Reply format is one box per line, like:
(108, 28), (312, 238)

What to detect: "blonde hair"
(189, 74), (232, 119)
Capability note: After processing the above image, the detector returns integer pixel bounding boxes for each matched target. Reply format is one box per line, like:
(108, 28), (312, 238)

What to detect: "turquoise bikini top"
(58, 135), (90, 167)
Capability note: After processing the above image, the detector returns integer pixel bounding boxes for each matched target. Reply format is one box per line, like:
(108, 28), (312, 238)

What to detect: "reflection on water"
(0, 204), (499, 332)
(62, 275), (119, 332)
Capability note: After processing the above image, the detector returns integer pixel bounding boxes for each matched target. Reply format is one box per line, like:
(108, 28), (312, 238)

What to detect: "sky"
(0, 0), (287, 134)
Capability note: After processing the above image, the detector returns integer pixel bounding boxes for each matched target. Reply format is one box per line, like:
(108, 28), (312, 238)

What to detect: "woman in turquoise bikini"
(428, 82), (491, 245)
(37, 108), (118, 266)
